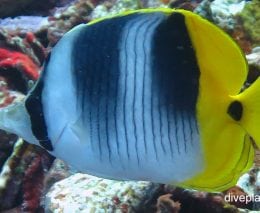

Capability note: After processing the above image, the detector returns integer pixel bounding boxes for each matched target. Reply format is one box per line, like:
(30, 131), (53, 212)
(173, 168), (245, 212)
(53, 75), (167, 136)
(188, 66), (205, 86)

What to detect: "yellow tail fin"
(235, 77), (260, 147)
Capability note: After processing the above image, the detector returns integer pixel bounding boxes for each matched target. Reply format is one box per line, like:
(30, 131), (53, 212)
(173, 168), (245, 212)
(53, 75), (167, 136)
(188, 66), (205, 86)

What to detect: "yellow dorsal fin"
(183, 10), (248, 96)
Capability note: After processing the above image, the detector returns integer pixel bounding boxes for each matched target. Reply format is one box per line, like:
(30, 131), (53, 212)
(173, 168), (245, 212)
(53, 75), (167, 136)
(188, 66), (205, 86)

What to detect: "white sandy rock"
(45, 173), (160, 213)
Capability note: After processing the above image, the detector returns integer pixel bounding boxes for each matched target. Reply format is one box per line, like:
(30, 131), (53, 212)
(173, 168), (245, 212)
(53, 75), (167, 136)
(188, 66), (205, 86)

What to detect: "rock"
(43, 159), (72, 193)
(45, 173), (161, 212)
(195, 0), (247, 29)
(247, 47), (260, 69)
(0, 0), (72, 18)
(246, 47), (260, 85)
(90, 0), (142, 20)
(237, 0), (260, 47)
(90, 0), (166, 20)
(0, 16), (49, 34)
(47, 0), (93, 46)
(0, 130), (17, 169)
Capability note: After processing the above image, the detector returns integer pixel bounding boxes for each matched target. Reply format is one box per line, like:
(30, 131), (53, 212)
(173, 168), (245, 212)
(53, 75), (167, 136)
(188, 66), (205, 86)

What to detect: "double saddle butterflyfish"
(0, 8), (259, 192)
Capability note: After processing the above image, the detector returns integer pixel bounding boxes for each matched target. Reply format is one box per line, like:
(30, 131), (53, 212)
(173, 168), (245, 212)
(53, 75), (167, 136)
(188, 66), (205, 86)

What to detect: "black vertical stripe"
(72, 15), (141, 162)
(181, 111), (187, 152)
(166, 106), (174, 157)
(97, 56), (103, 159)
(173, 109), (181, 154)
(187, 112), (194, 146)
(85, 30), (96, 150)
(25, 76), (53, 151)
(152, 12), (200, 154)
(104, 35), (112, 163)
(25, 52), (53, 151)
(69, 11), (201, 164)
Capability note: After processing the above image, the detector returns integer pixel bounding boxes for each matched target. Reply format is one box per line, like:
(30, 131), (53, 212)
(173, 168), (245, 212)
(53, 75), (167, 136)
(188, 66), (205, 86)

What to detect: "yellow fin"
(183, 10), (248, 95)
(177, 10), (253, 191)
(235, 78), (260, 148)
(180, 133), (254, 192)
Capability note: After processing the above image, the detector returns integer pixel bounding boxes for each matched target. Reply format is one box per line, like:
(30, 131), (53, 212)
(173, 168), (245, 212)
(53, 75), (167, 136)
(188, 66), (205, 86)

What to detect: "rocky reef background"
(0, 0), (259, 212)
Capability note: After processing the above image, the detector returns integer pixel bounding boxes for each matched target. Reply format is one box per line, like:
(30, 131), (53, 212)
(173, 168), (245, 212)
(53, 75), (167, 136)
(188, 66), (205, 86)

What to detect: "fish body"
(1, 8), (259, 191)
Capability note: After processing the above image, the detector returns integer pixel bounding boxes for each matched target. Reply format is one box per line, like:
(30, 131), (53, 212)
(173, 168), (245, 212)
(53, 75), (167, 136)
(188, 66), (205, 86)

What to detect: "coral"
(169, 0), (202, 11)
(0, 139), (54, 211)
(230, 26), (252, 54)
(0, 30), (46, 94)
(139, 0), (166, 8)
(91, 0), (142, 20)
(0, 76), (22, 107)
(0, 139), (29, 210)
(47, 0), (94, 46)
(156, 193), (181, 213)
(0, 29), (46, 66)
(0, 48), (40, 81)
(22, 147), (54, 212)
(0, 0), (72, 18)
(0, 48), (40, 94)
(0, 130), (17, 169)
(237, 0), (260, 47)
(195, 0), (246, 29)
(153, 187), (238, 213)
(43, 159), (72, 194)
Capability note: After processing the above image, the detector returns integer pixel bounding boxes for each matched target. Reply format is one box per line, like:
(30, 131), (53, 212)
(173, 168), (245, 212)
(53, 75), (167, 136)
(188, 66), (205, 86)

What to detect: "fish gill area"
(0, 0), (259, 212)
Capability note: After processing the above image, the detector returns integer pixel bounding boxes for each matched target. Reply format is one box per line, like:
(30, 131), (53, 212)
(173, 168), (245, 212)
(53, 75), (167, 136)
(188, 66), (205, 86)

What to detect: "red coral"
(22, 148), (54, 212)
(24, 32), (46, 65)
(22, 156), (43, 212)
(0, 48), (40, 80)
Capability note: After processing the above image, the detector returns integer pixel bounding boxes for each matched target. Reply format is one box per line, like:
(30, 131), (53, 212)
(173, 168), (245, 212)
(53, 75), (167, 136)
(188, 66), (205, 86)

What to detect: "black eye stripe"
(25, 77), (54, 151)
(227, 101), (243, 121)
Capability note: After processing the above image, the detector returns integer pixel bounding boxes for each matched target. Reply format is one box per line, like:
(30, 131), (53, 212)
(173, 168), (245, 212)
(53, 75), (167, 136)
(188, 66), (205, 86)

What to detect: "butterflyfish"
(0, 8), (259, 192)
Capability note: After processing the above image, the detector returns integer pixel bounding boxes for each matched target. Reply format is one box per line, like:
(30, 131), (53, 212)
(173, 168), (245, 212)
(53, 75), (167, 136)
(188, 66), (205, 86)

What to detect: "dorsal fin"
(183, 10), (247, 95)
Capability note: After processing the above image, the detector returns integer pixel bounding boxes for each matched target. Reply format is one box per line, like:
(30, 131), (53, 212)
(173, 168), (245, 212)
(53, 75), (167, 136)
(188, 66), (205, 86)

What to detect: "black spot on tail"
(227, 101), (243, 121)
